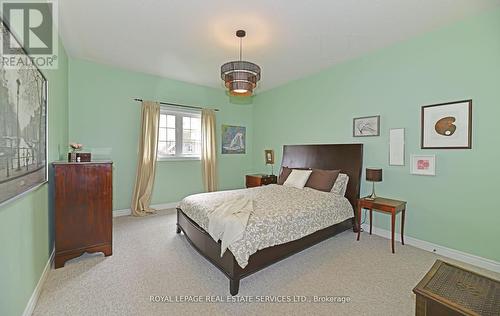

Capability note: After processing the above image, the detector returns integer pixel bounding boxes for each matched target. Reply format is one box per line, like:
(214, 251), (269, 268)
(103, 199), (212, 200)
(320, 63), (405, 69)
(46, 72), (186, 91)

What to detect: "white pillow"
(283, 169), (312, 189)
(331, 173), (349, 196)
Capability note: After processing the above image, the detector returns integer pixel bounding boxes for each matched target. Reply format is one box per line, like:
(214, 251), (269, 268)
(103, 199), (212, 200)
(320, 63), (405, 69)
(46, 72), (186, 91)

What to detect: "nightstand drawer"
(261, 176), (275, 185)
(246, 176), (261, 188)
(245, 174), (277, 188)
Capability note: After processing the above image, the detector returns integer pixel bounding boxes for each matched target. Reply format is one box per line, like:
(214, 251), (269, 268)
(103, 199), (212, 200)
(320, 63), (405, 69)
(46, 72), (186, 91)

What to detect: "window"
(158, 107), (201, 160)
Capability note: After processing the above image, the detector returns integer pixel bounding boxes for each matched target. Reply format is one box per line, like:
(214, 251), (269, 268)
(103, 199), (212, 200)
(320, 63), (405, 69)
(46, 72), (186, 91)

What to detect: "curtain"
(131, 101), (160, 216)
(201, 109), (217, 192)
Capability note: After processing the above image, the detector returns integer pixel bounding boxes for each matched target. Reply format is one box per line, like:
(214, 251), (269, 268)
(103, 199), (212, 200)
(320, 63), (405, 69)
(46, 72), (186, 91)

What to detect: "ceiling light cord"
(239, 37), (242, 61)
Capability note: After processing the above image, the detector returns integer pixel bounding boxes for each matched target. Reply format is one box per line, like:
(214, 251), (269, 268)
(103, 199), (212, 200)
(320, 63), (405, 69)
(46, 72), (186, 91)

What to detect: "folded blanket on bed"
(207, 195), (253, 257)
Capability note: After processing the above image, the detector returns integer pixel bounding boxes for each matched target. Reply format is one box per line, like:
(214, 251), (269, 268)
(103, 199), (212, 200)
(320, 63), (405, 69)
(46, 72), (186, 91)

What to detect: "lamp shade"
(366, 168), (382, 182)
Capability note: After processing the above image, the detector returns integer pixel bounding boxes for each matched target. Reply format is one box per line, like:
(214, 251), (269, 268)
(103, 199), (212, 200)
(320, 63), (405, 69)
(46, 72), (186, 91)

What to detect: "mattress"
(178, 184), (354, 268)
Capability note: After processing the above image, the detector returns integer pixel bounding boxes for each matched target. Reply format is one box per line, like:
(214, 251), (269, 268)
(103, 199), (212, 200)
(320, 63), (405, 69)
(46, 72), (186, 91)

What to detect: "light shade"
(221, 30), (261, 96)
(221, 61), (261, 96)
(366, 168), (382, 182)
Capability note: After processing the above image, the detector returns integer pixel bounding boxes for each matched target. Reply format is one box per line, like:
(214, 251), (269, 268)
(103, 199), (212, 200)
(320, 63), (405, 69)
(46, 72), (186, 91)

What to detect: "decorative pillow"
(305, 169), (341, 192)
(331, 173), (349, 196)
(277, 166), (292, 185)
(283, 169), (313, 189)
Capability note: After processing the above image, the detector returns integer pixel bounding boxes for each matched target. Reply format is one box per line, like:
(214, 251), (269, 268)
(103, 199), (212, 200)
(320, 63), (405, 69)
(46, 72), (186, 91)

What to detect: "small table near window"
(246, 174), (277, 188)
(356, 196), (406, 253)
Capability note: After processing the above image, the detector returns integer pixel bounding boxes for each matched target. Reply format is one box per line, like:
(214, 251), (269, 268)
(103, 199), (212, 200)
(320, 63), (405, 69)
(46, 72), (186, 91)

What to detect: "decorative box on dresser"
(52, 161), (113, 268)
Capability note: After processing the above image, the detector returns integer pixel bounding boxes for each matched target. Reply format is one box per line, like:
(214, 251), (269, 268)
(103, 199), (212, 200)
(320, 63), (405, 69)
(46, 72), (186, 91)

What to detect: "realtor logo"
(1, 0), (58, 69)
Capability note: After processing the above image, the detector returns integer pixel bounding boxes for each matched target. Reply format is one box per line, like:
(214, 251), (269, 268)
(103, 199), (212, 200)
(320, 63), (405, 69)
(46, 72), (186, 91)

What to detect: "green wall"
(0, 40), (69, 316)
(68, 59), (254, 210)
(252, 9), (500, 262)
(2, 8), (500, 316)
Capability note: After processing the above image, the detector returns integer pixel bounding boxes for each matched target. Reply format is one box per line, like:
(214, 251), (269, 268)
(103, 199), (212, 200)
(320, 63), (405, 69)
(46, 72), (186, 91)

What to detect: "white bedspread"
(179, 184), (354, 268)
(208, 195), (253, 257)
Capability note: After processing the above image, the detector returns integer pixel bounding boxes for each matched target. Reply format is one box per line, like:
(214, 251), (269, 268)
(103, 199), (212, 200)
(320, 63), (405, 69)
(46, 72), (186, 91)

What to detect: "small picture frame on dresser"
(68, 152), (92, 162)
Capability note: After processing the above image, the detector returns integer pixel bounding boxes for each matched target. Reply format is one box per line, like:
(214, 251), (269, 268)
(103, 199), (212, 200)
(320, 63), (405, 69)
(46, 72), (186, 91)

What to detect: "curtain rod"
(133, 98), (219, 112)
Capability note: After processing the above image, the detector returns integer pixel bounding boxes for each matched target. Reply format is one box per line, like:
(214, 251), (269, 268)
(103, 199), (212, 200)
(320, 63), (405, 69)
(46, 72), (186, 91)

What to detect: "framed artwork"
(0, 21), (48, 206)
(411, 155), (436, 176)
(389, 128), (405, 166)
(353, 115), (380, 137)
(222, 125), (246, 154)
(264, 149), (274, 164)
(421, 100), (472, 149)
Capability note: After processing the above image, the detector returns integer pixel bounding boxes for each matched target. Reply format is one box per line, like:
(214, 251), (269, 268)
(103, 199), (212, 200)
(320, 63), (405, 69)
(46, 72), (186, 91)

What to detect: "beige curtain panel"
(131, 101), (160, 216)
(201, 109), (218, 192)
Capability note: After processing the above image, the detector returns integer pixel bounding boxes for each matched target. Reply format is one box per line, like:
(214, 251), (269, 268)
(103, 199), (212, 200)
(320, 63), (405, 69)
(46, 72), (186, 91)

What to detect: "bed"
(176, 144), (363, 295)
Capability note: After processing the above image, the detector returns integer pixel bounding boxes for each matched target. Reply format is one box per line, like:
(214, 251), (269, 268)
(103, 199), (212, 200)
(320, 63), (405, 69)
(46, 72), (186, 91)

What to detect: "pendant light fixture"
(221, 30), (261, 96)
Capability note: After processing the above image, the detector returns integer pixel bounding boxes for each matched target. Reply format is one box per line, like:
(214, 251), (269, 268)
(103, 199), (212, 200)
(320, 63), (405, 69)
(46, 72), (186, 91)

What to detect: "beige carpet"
(33, 209), (499, 316)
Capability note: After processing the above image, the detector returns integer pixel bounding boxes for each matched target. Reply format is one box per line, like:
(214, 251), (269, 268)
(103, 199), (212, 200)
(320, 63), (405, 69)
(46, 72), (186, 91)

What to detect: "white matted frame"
(389, 128), (405, 166)
(421, 100), (472, 149)
(353, 115), (380, 137)
(411, 155), (436, 176)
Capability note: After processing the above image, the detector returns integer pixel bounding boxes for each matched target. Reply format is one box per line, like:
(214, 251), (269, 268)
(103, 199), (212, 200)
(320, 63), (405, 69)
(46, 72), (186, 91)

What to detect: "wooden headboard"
(281, 144), (364, 225)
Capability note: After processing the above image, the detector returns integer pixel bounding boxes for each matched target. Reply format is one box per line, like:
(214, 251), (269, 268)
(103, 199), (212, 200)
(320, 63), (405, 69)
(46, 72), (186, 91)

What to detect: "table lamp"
(366, 168), (382, 200)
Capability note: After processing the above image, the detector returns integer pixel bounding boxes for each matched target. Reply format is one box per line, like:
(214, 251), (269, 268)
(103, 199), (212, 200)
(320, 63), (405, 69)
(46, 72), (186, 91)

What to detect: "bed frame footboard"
(176, 208), (353, 295)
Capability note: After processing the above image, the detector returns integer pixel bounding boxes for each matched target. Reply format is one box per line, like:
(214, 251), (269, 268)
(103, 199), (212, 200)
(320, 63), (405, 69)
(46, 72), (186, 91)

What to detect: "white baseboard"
(22, 249), (54, 316)
(113, 201), (179, 217)
(113, 208), (133, 217)
(361, 223), (500, 273)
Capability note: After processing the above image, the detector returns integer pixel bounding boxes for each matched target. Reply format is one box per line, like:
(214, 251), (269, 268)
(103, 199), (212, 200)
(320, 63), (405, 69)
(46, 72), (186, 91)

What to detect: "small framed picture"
(411, 155), (436, 176)
(421, 100), (472, 149)
(264, 149), (274, 164)
(353, 115), (380, 137)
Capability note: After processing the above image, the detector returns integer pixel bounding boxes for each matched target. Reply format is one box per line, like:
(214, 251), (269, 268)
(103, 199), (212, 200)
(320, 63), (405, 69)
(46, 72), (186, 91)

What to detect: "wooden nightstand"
(246, 174), (277, 188)
(356, 197), (407, 253)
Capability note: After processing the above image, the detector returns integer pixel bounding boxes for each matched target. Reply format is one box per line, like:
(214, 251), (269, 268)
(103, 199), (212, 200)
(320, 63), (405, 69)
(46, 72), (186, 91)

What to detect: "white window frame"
(157, 106), (202, 161)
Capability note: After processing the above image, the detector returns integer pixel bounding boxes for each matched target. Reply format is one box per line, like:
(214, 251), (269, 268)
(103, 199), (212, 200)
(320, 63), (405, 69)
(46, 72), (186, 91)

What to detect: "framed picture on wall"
(221, 125), (246, 154)
(421, 100), (472, 149)
(411, 155), (436, 176)
(264, 149), (274, 164)
(0, 21), (48, 206)
(389, 128), (405, 166)
(353, 115), (380, 137)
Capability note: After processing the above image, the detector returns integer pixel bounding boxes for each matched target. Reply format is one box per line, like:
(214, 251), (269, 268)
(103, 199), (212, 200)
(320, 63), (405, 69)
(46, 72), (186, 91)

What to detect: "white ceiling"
(59, 0), (500, 93)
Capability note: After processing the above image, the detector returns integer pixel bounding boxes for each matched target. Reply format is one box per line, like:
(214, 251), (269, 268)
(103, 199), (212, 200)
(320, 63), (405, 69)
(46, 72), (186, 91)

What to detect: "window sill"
(157, 156), (201, 162)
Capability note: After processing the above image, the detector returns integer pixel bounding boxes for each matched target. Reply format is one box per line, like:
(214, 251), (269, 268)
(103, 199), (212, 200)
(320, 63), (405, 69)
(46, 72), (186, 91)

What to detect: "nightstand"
(356, 197), (407, 253)
(245, 174), (277, 188)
